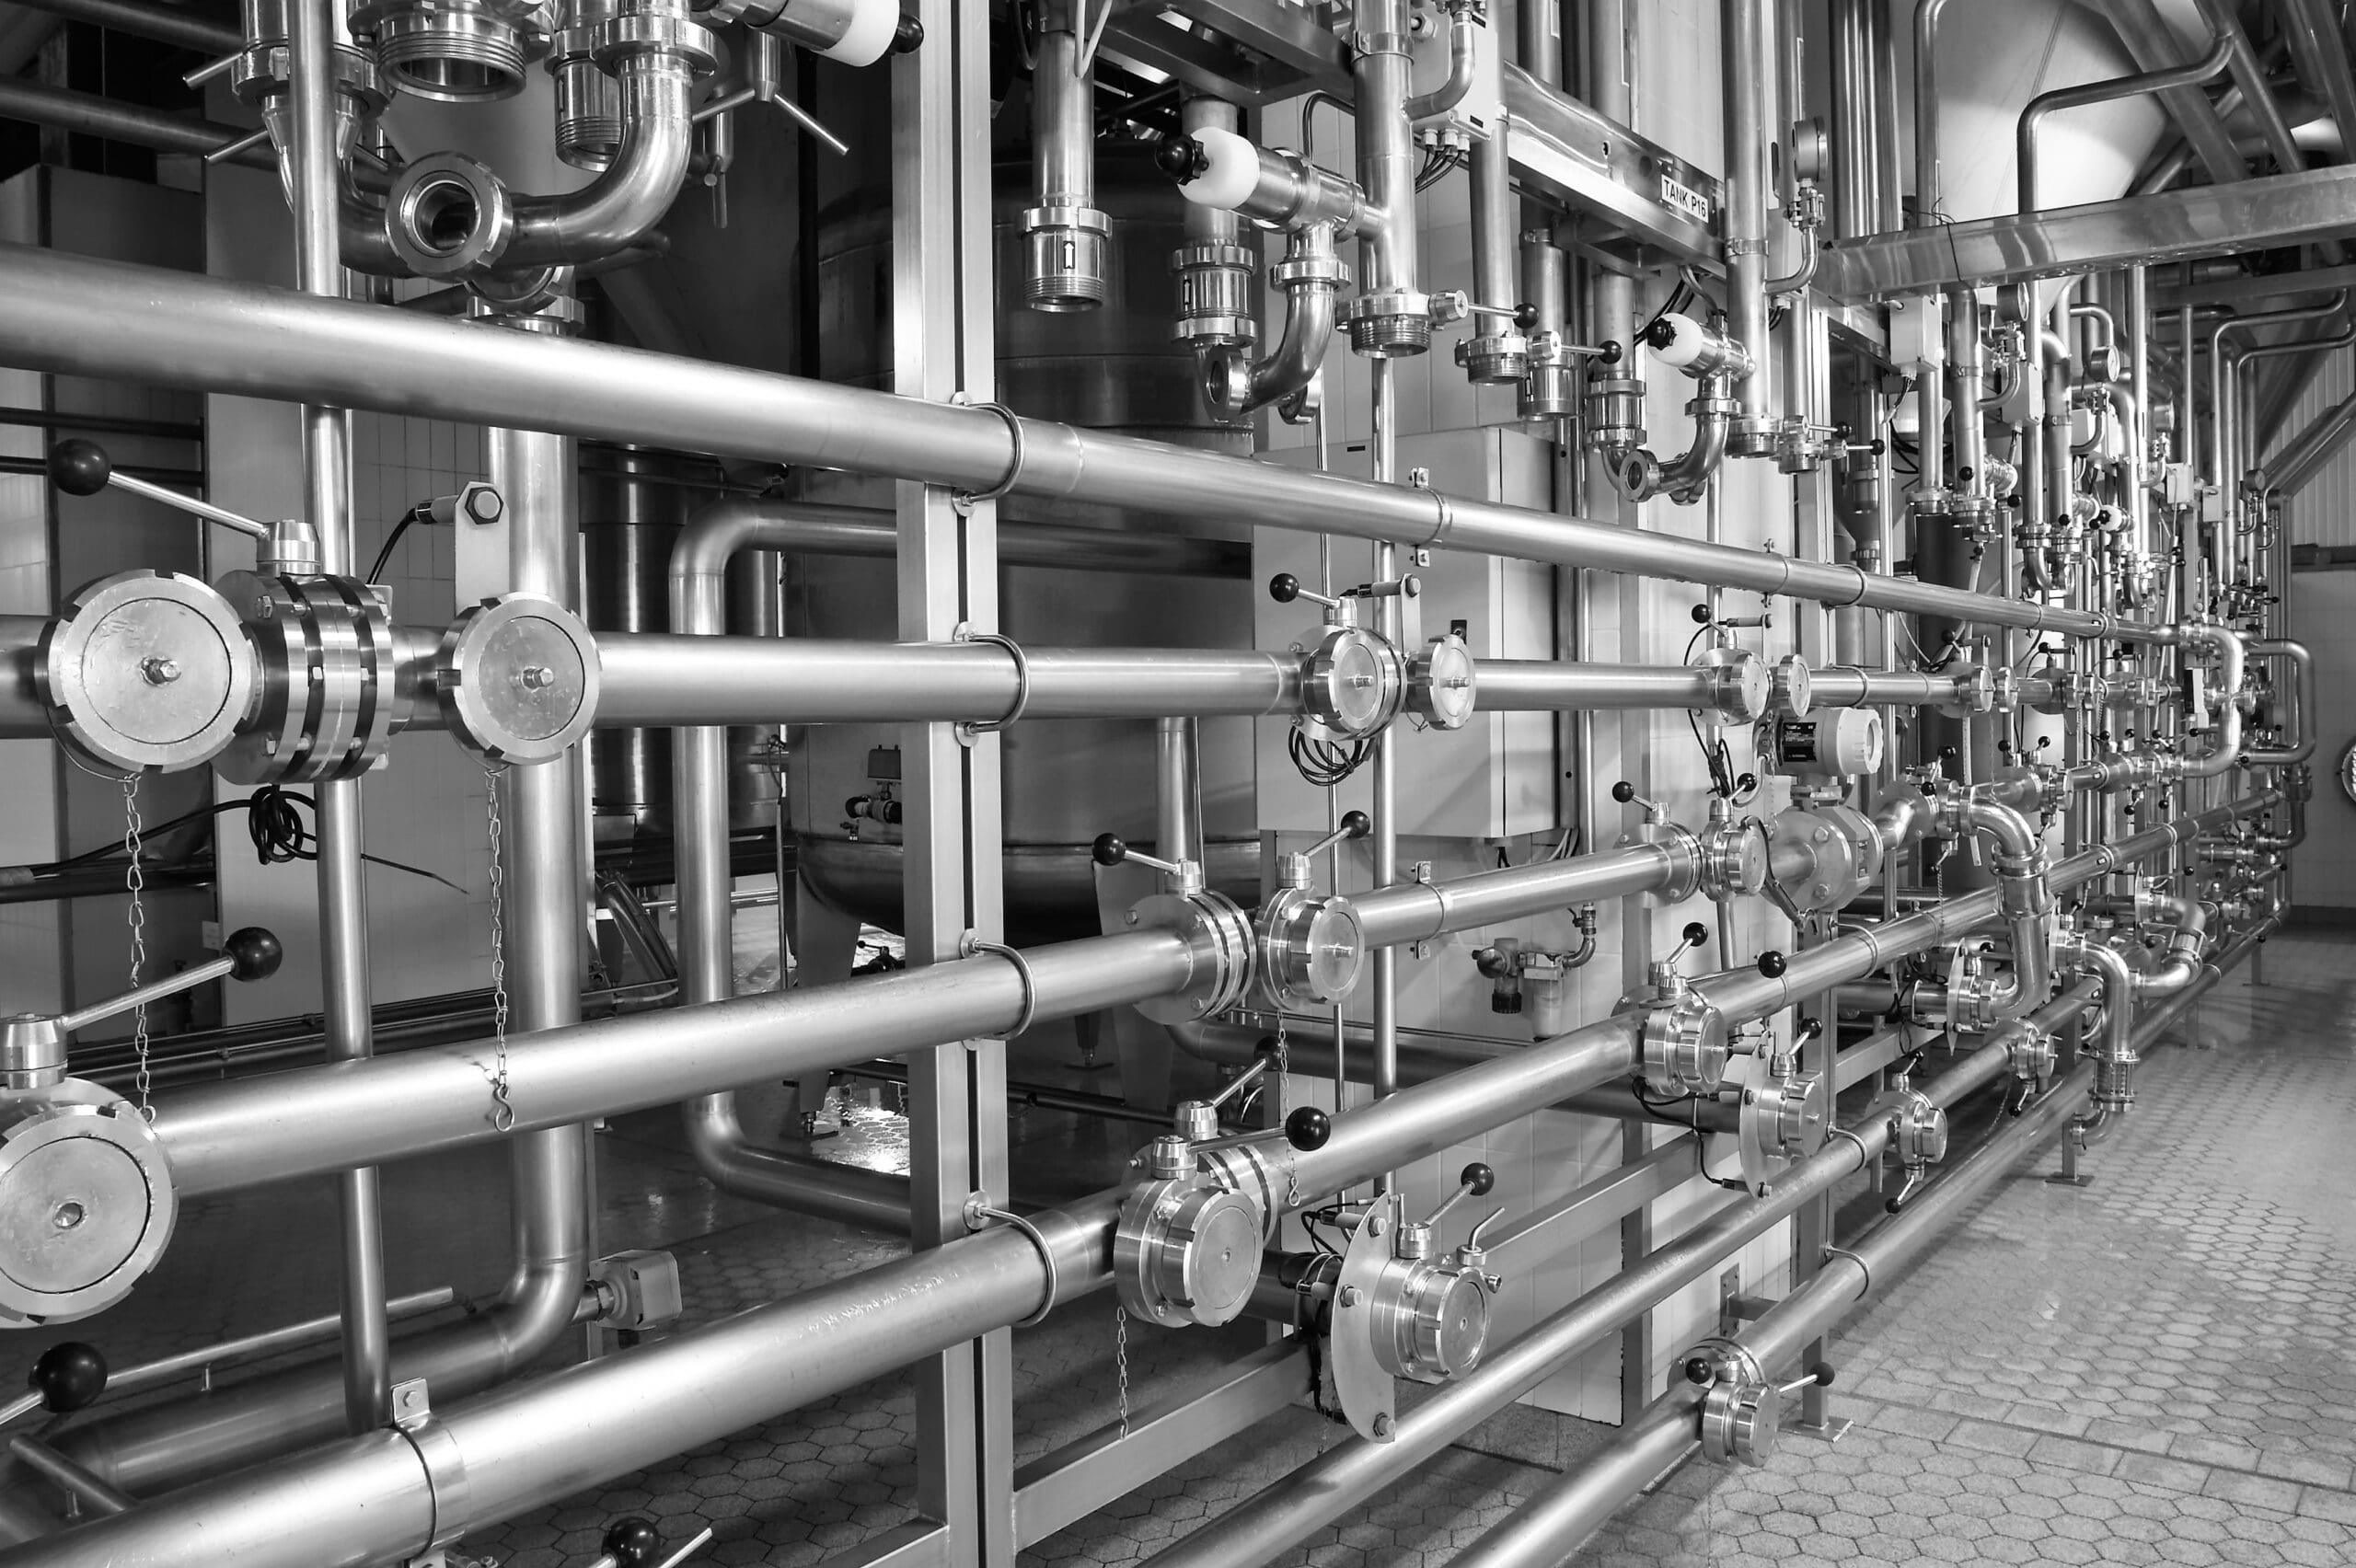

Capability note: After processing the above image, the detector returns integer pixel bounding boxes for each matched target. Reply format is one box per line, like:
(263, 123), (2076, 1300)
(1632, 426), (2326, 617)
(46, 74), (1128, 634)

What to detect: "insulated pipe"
(149, 931), (1207, 1197)
(0, 244), (2196, 644)
(2246, 639), (2315, 765)
(1720, 0), (1773, 454)
(1126, 992), (2091, 1568)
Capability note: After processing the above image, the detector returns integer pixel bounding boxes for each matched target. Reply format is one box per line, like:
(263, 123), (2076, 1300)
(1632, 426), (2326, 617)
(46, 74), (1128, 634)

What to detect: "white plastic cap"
(1648, 311), (1711, 369)
(1175, 126), (1261, 211)
(816, 0), (898, 65)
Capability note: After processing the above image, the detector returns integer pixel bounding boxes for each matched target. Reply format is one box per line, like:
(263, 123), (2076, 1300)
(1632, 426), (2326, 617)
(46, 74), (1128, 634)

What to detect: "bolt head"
(140, 656), (180, 685)
(1339, 1286), (1363, 1307)
(1372, 1413), (1394, 1438)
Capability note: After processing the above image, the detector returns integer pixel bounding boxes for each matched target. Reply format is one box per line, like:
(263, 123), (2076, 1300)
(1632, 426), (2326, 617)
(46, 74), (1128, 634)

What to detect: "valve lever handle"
(1423, 1160), (1495, 1230)
(46, 440), (272, 542)
(1207, 1056), (1269, 1111)
(1091, 834), (1181, 878)
(1778, 1361), (1835, 1398)
(1267, 572), (1341, 611)
(1304, 810), (1372, 859)
(53, 928), (282, 1035)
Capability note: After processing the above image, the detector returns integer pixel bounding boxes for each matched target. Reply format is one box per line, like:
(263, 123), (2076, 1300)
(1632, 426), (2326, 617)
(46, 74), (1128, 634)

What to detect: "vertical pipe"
(1154, 717), (1204, 866)
(2125, 266), (2152, 582)
(288, 0), (390, 1436)
(1516, 0), (1559, 86)
(1470, 133), (1517, 312)
(1369, 356), (1400, 1188)
(1022, 6), (1105, 312)
(1829, 0), (1873, 239)
(1722, 0), (1774, 454)
(1869, 1), (1902, 232)
(1356, 0), (1420, 311)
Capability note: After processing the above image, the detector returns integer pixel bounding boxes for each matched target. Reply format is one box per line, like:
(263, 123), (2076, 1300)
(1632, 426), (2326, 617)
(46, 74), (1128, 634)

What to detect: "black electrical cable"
(41, 790), (462, 893)
(365, 502), (431, 586)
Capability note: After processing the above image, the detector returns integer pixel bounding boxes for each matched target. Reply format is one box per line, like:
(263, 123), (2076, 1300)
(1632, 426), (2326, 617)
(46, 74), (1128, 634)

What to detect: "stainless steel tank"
(791, 150), (1258, 942)
(582, 444), (783, 842)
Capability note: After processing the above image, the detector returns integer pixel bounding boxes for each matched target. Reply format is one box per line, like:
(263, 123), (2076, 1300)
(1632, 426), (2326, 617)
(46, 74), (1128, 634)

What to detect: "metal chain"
(1114, 1305), (1132, 1440)
(121, 774), (153, 1121)
(1273, 1014), (1301, 1207)
(483, 766), (516, 1133)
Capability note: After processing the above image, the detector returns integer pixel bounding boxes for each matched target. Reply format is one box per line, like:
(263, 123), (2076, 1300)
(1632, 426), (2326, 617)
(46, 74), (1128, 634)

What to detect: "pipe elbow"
(1401, 9), (1479, 121)
(1200, 229), (1345, 417)
(504, 54), (698, 269)
(671, 495), (787, 626)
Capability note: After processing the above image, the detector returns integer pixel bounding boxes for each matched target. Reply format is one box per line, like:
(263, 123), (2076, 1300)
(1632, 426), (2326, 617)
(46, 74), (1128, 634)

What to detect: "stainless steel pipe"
(150, 930), (1204, 1197)
(0, 244), (2182, 643)
(1347, 843), (1685, 951)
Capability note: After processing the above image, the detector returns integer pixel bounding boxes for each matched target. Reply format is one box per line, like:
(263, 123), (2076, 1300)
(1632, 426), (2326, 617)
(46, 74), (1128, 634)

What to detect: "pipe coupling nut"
(592, 0), (719, 73)
(387, 151), (515, 277)
(1021, 202), (1113, 314)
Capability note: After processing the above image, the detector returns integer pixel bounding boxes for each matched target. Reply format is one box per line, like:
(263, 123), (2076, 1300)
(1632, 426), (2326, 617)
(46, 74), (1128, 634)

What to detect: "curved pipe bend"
(2129, 892), (2210, 998)
(1937, 791), (2055, 1020)
(502, 54), (697, 268)
(1599, 373), (1735, 504)
(2246, 639), (2316, 766)
(1201, 225), (1343, 418)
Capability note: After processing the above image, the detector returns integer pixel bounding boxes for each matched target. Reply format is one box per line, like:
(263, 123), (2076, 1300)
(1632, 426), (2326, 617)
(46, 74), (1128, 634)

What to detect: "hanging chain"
(483, 766), (515, 1133)
(1273, 1014), (1301, 1208)
(121, 774), (154, 1121)
(1114, 1305), (1132, 1440)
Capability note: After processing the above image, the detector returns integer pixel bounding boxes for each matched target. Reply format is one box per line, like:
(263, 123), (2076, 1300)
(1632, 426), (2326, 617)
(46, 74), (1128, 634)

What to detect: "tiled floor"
(18, 934), (2356, 1568)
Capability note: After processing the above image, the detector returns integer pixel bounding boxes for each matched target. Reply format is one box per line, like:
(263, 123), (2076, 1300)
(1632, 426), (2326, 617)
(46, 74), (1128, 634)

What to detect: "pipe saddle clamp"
(436, 592), (603, 765)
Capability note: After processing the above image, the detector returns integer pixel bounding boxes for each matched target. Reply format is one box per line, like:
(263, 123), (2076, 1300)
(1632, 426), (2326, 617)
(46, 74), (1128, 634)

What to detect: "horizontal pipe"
(595, 637), (1305, 724)
(0, 79), (277, 173)
(3, 0), (241, 55)
(669, 499), (1249, 578)
(153, 930), (1201, 1197)
(1347, 844), (1683, 950)
(0, 245), (2173, 644)
(1472, 663), (1715, 710)
(1804, 667), (1958, 707)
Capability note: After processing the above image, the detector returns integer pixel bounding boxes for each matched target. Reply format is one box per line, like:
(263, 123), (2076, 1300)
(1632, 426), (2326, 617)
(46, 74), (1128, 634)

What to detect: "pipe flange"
(1300, 624), (1403, 740)
(1338, 290), (1433, 358)
(0, 1082), (177, 1327)
(1698, 646), (1770, 724)
(1128, 890), (1253, 1024)
(386, 152), (515, 278)
(1406, 632), (1477, 730)
(1696, 818), (1768, 902)
(38, 571), (255, 778)
(1453, 331), (1530, 386)
(1642, 991), (1728, 1096)
(591, 4), (718, 73)
(212, 574), (400, 784)
(1253, 888), (1365, 1010)
(1369, 1255), (1492, 1385)
(1935, 661), (1994, 720)
(1700, 1375), (1783, 1468)
(435, 593), (601, 766)
(1890, 1090), (1947, 1166)
(1770, 654), (1812, 717)
(1113, 1169), (1267, 1329)
(2001, 1020), (2058, 1082)
(1618, 820), (1703, 906)
(1729, 1054), (1827, 1197)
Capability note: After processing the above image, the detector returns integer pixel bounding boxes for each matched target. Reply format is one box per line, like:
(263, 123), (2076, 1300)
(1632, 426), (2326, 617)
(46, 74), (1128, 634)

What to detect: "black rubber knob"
(1641, 316), (1679, 351)
(47, 439), (111, 497)
(29, 1343), (106, 1413)
(223, 927), (283, 983)
(1756, 951), (1786, 978)
(1513, 302), (1539, 332)
(1683, 1355), (1715, 1386)
(1090, 834), (1126, 868)
(1796, 1017), (1824, 1042)
(1885, 1195), (1905, 1215)
(1596, 340), (1623, 365)
(1284, 1105), (1330, 1151)
(1682, 922), (1709, 949)
(891, 12), (924, 51)
(1154, 134), (1207, 183)
(1956, 466), (1974, 483)
(1611, 780), (1636, 803)
(1267, 571), (1301, 605)
(1692, 604), (1714, 625)
(1339, 810), (1371, 839)
(1458, 1161), (1495, 1198)
(602, 1516), (663, 1568)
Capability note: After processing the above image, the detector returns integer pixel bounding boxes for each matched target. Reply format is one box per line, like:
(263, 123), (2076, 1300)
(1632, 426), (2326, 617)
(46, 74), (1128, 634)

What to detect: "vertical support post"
(894, 1), (1013, 1560)
(287, 0), (389, 1436)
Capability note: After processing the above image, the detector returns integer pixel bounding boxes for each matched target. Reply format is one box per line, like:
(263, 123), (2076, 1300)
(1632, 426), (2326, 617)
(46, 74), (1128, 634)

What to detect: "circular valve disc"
(0, 1090), (177, 1326)
(39, 571), (253, 775)
(1409, 639), (1478, 730)
(438, 593), (601, 765)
